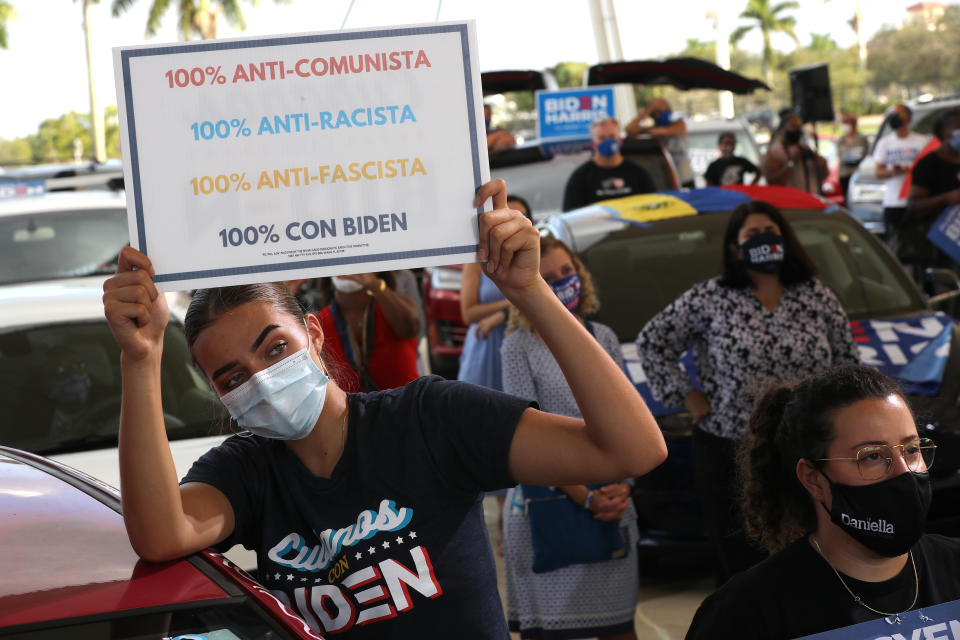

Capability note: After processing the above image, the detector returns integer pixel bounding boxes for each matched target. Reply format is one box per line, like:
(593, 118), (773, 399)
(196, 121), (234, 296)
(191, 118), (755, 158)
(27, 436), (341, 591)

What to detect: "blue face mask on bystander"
(596, 137), (621, 158)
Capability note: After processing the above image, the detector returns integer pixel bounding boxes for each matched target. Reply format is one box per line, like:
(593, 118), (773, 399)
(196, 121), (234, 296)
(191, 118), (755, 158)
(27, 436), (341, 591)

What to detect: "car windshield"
(0, 320), (225, 455)
(686, 129), (760, 181)
(580, 212), (922, 342)
(3, 600), (295, 639)
(0, 208), (127, 285)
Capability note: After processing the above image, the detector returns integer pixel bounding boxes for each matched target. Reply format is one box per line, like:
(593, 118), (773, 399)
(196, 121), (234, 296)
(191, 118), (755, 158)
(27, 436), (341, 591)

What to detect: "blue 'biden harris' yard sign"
(928, 205), (960, 266)
(536, 87), (615, 141)
(795, 598), (960, 640)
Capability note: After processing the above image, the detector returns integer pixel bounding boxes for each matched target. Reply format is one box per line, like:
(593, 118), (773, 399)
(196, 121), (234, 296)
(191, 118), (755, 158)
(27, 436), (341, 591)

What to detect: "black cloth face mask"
(889, 114), (904, 130)
(820, 470), (932, 557)
(784, 129), (802, 145)
(740, 232), (785, 275)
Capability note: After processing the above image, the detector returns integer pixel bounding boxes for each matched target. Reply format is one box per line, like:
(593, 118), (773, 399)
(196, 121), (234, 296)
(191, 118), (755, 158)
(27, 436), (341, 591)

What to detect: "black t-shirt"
(705, 155), (760, 186)
(562, 158), (655, 211)
(912, 152), (960, 197)
(685, 535), (960, 640)
(183, 376), (532, 639)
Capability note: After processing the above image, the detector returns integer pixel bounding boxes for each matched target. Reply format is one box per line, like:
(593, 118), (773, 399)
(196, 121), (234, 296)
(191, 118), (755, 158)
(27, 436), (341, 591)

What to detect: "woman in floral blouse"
(636, 200), (859, 586)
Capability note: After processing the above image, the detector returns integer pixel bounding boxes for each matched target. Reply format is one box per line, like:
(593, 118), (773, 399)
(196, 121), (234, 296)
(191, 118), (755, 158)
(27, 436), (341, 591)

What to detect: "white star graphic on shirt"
(395, 535), (404, 544)
(274, 573), (280, 580)
(368, 546), (376, 555)
(315, 577), (323, 583)
(408, 531), (417, 539)
(286, 574), (294, 581)
(301, 577), (308, 582)
(382, 540), (391, 549)
(355, 552), (363, 560)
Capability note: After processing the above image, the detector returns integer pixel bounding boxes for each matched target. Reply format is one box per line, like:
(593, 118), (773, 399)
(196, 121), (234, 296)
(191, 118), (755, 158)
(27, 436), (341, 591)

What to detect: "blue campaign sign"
(796, 598), (960, 639)
(536, 87), (616, 141)
(927, 205), (960, 265)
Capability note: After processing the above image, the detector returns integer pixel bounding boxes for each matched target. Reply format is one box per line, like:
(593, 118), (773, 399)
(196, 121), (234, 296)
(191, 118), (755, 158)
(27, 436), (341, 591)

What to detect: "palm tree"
(78, 0), (107, 162)
(730, 0), (801, 87)
(111, 0), (249, 41)
(0, 0), (16, 49)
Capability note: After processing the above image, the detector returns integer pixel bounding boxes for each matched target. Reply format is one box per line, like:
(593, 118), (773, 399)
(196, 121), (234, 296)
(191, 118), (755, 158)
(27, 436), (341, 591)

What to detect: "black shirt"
(183, 376), (532, 639)
(562, 158), (655, 211)
(912, 151), (960, 198)
(685, 534), (960, 640)
(705, 155), (760, 186)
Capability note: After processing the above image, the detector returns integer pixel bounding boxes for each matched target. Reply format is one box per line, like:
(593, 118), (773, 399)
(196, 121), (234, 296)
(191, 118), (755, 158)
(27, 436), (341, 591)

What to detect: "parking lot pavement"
(483, 496), (713, 640)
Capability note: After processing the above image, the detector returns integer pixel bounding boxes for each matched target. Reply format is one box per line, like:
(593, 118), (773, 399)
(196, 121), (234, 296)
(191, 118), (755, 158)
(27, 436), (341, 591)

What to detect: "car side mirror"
(925, 268), (960, 306)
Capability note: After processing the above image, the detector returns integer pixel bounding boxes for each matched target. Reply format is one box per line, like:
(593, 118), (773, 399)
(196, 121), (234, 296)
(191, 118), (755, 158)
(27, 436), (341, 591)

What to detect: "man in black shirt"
(905, 109), (960, 281)
(704, 131), (760, 186)
(562, 117), (655, 211)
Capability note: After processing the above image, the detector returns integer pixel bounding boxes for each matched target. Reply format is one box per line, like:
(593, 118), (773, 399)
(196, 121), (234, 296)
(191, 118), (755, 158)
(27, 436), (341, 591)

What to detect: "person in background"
(906, 108), (960, 282)
(316, 271), (420, 392)
(837, 112), (869, 202)
(686, 365), (956, 640)
(485, 103), (516, 154)
(762, 109), (827, 195)
(626, 97), (695, 188)
(501, 236), (639, 640)
(874, 104), (928, 256)
(563, 117), (655, 211)
(637, 200), (860, 586)
(705, 131), (760, 186)
(457, 195), (533, 390)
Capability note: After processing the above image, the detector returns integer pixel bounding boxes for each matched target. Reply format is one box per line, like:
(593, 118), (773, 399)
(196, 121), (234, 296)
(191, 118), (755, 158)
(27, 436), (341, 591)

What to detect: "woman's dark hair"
(507, 195), (533, 221)
(718, 200), (817, 288)
(185, 283), (304, 350)
(738, 365), (907, 552)
(933, 108), (960, 141)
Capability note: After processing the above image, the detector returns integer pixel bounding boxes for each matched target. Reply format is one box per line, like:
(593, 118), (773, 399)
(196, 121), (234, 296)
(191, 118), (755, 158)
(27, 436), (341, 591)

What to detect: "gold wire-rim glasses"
(814, 437), (937, 480)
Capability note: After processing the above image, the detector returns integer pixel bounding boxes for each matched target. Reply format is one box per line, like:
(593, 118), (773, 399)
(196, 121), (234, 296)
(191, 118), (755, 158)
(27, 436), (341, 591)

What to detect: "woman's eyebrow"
(252, 324), (280, 350)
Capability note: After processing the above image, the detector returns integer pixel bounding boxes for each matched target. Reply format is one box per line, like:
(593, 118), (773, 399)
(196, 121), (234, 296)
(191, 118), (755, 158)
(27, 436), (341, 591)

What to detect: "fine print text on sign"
(113, 22), (488, 291)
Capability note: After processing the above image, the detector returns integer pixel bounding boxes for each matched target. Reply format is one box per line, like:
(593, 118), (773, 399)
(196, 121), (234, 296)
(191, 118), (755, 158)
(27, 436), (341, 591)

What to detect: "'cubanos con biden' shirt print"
(183, 376), (531, 638)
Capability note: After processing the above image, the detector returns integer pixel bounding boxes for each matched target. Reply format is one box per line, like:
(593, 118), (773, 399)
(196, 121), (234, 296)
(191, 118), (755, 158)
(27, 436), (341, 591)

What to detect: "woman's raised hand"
(103, 247), (169, 361)
(474, 179), (540, 296)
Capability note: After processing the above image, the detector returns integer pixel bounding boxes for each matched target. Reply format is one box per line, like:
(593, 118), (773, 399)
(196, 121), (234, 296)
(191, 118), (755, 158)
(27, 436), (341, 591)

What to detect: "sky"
(0, 0), (938, 139)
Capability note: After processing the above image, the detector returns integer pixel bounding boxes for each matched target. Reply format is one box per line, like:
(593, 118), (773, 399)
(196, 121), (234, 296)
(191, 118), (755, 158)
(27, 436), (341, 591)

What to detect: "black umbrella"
(586, 57), (770, 95)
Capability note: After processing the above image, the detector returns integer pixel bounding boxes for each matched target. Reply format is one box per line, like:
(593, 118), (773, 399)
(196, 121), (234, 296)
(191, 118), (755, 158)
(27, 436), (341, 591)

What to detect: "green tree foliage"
(731, 0), (800, 87)
(548, 61), (589, 88)
(868, 6), (960, 96)
(0, 106), (121, 166)
(0, 0), (16, 48)
(111, 0), (285, 40)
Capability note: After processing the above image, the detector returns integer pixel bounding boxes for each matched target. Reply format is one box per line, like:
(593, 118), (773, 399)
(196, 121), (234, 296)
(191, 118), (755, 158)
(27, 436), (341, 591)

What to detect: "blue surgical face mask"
(550, 273), (582, 313)
(219, 342), (329, 441)
(654, 109), (673, 127)
(950, 130), (960, 152)
(596, 137), (620, 157)
(49, 372), (92, 405)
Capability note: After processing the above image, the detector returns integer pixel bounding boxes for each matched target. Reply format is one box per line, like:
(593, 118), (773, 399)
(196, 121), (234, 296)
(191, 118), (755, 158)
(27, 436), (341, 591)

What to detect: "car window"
(0, 320), (225, 455)
(1, 209), (128, 285)
(3, 601), (295, 639)
(687, 130), (760, 181)
(580, 213), (922, 342)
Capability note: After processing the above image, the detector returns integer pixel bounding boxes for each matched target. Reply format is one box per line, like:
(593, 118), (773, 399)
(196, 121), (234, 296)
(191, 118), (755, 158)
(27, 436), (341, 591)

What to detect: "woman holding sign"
(686, 365), (960, 639)
(101, 179), (667, 639)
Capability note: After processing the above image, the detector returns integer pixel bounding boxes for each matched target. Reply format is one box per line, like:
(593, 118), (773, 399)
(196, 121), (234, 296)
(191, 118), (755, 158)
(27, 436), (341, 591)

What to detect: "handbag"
(521, 484), (627, 574)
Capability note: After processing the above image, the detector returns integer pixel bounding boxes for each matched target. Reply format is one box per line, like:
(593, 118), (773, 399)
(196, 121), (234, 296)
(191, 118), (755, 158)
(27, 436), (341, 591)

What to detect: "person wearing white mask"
(100, 179), (668, 638)
(315, 271), (419, 392)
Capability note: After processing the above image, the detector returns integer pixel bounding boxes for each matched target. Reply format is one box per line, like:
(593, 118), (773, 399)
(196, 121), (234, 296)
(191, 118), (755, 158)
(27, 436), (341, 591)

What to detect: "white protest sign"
(113, 21), (488, 291)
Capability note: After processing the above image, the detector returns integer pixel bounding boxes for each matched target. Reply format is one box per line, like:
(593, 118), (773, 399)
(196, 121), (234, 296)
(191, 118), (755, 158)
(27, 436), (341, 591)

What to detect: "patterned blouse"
(636, 277), (860, 439)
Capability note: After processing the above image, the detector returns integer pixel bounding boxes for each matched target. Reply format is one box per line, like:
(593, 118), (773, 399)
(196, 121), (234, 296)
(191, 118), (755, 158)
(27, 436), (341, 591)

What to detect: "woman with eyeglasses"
(686, 365), (957, 640)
